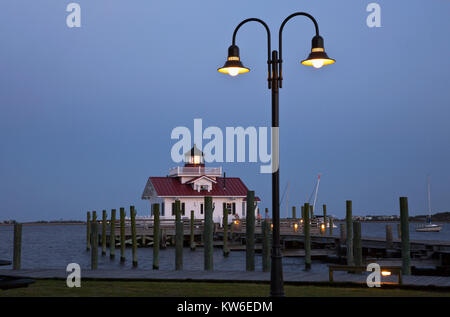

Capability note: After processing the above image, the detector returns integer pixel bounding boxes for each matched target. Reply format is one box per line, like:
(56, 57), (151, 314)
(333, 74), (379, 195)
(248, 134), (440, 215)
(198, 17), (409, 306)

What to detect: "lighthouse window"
(232, 203), (236, 215)
(242, 202), (246, 217)
(161, 202), (165, 216)
(200, 203), (204, 215)
(181, 202), (185, 216)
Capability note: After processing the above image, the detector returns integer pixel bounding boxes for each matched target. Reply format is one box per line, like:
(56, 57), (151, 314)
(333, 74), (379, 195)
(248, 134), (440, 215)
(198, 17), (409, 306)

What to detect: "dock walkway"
(3, 269), (450, 288)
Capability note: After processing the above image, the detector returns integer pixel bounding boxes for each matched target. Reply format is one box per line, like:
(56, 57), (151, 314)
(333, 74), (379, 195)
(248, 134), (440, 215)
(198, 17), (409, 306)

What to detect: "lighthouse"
(141, 144), (259, 223)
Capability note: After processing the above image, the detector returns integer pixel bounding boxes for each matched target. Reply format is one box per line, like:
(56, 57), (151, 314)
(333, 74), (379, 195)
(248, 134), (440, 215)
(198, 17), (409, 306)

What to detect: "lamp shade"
(217, 45), (250, 76)
(301, 35), (335, 68)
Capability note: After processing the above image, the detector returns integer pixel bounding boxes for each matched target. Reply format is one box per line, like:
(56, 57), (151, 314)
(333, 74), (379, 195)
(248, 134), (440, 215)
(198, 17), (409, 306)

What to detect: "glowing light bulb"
(228, 68), (239, 76)
(312, 59), (324, 69)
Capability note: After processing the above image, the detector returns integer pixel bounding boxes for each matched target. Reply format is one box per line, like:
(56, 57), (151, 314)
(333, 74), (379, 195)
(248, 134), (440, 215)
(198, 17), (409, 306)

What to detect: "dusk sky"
(1, 0), (449, 221)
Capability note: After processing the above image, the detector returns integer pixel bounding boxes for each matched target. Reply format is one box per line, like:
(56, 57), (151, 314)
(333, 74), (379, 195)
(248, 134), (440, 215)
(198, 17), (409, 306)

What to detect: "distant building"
(141, 145), (259, 224)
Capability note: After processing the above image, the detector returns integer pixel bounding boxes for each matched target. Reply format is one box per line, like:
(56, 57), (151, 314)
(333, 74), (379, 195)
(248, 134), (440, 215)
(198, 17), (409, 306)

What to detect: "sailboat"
(416, 175), (442, 232)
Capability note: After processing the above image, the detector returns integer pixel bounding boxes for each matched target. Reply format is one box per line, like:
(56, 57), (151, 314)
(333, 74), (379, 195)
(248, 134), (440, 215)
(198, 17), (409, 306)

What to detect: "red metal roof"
(143, 176), (260, 200)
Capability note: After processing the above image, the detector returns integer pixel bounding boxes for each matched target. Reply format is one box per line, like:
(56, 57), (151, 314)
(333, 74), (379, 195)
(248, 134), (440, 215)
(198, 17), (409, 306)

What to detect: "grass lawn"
(1, 280), (450, 297)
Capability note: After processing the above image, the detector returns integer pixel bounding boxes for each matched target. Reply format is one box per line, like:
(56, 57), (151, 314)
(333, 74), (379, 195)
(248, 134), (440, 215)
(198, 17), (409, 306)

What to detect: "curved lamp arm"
(278, 12), (320, 88)
(232, 18), (272, 89)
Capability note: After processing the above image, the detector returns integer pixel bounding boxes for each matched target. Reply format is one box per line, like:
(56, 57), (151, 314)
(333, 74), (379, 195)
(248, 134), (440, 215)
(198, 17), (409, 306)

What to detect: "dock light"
(321, 223), (326, 230)
(301, 36), (335, 69)
(217, 45), (250, 76)
(270, 223), (273, 231)
(233, 219), (240, 225)
(300, 219), (304, 224)
(381, 270), (392, 277)
(294, 223), (299, 231)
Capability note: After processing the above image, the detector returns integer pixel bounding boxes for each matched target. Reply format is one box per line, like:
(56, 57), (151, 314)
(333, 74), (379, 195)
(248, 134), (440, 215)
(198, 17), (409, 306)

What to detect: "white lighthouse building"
(141, 145), (259, 224)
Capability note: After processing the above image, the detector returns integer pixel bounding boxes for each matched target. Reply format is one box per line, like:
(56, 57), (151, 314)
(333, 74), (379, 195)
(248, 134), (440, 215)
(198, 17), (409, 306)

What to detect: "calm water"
(1, 222), (449, 271)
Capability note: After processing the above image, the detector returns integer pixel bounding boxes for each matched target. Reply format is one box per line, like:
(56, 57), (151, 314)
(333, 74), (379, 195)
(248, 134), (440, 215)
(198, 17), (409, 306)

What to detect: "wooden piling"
(329, 216), (334, 235)
(190, 210), (196, 251)
(86, 211), (91, 251)
(340, 223), (346, 241)
(153, 204), (160, 270)
(386, 224), (393, 249)
(13, 223), (22, 270)
(353, 221), (362, 267)
(175, 200), (183, 270)
(246, 190), (255, 271)
(262, 219), (271, 272)
(292, 206), (296, 219)
(91, 221), (98, 270)
(109, 209), (116, 259)
(346, 200), (354, 266)
(204, 196), (213, 271)
(131, 206), (138, 267)
(400, 197), (411, 275)
(92, 211), (97, 222)
(304, 203), (311, 270)
(323, 204), (327, 234)
(310, 205), (314, 219)
(301, 206), (305, 229)
(120, 207), (125, 263)
(101, 210), (107, 256)
(161, 229), (167, 249)
(223, 206), (229, 257)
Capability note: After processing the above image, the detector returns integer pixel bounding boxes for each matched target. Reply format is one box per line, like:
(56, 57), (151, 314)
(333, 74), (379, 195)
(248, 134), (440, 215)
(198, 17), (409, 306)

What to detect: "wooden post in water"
(92, 211), (97, 222)
(101, 210), (107, 256)
(310, 205), (314, 219)
(223, 206), (229, 257)
(110, 209), (116, 259)
(246, 190), (255, 271)
(386, 224), (393, 249)
(91, 221), (98, 270)
(353, 221), (362, 268)
(153, 204), (160, 270)
(204, 196), (213, 271)
(292, 206), (296, 219)
(329, 216), (334, 235)
(262, 219), (271, 272)
(190, 210), (196, 251)
(304, 203), (311, 270)
(120, 207), (125, 263)
(323, 204), (327, 235)
(86, 211), (91, 251)
(130, 206), (138, 267)
(301, 206), (305, 230)
(175, 200), (183, 270)
(340, 223), (346, 241)
(13, 223), (22, 270)
(346, 200), (354, 266)
(400, 197), (411, 275)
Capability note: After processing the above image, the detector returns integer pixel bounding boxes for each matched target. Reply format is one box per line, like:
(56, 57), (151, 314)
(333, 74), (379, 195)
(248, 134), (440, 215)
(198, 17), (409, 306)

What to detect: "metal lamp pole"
(218, 12), (335, 297)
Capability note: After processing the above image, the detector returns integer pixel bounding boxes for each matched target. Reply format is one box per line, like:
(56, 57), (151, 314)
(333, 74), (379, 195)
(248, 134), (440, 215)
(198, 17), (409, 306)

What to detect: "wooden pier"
(91, 217), (450, 270)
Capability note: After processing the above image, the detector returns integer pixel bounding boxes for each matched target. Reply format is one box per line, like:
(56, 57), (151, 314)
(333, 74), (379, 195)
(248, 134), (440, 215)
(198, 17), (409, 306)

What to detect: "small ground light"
(321, 224), (325, 230)
(234, 220), (240, 225)
(294, 223), (299, 231)
(381, 271), (392, 276)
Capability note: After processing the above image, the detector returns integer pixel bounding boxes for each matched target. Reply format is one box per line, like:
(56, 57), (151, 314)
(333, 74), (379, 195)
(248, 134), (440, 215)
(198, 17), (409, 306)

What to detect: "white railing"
(168, 166), (222, 177)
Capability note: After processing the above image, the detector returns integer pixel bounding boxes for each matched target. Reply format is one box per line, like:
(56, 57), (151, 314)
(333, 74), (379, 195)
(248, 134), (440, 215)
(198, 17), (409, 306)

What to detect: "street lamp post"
(218, 12), (335, 297)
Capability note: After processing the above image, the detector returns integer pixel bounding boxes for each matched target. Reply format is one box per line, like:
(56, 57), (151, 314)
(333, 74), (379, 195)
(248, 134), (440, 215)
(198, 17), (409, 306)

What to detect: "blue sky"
(1, 0), (449, 221)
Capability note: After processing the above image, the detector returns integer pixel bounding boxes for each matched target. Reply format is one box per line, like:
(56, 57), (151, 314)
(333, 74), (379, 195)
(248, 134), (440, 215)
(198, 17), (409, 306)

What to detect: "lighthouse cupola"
(184, 144), (205, 167)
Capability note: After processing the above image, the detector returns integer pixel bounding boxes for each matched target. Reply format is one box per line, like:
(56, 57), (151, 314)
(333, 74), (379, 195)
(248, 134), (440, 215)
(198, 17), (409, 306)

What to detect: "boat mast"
(427, 175), (432, 222)
(312, 174), (321, 214)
